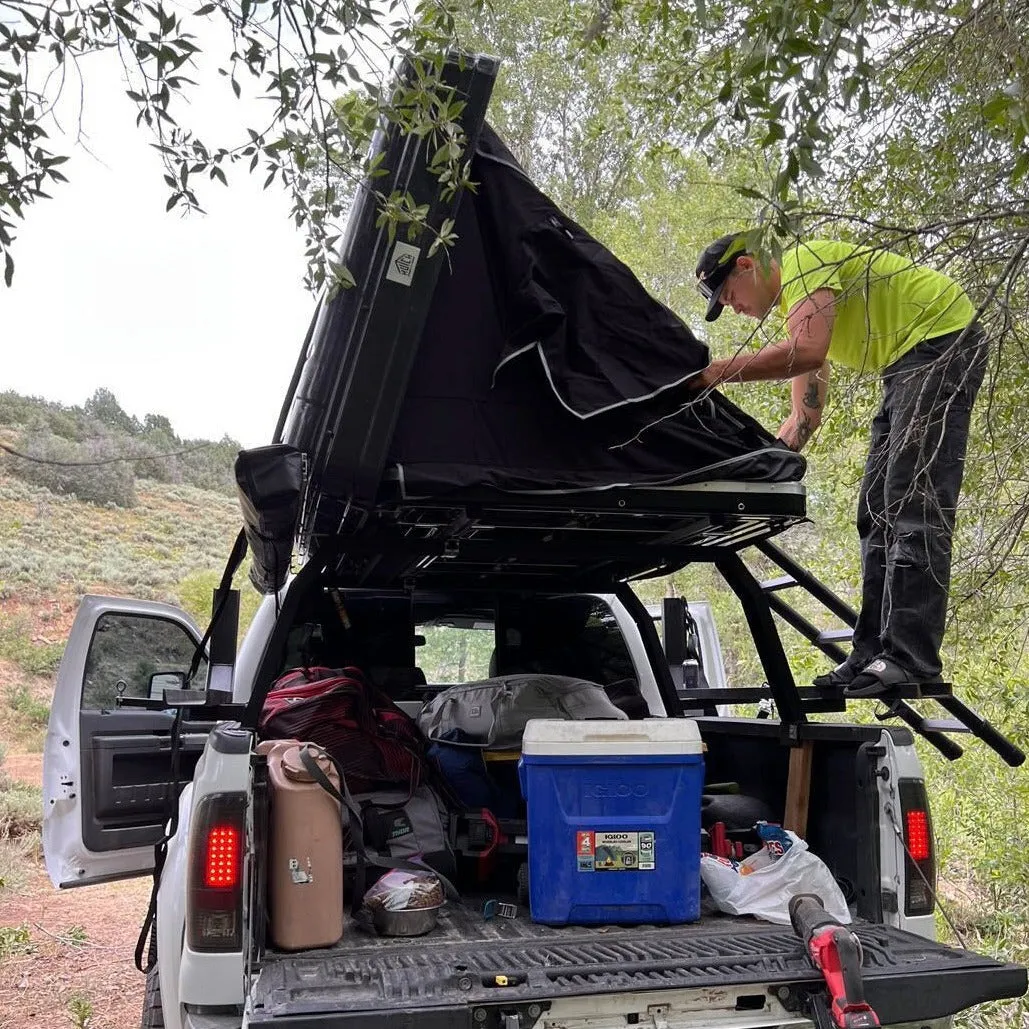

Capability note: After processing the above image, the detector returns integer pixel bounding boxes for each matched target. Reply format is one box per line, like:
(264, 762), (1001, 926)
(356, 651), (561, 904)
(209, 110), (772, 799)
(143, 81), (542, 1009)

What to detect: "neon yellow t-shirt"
(777, 240), (975, 373)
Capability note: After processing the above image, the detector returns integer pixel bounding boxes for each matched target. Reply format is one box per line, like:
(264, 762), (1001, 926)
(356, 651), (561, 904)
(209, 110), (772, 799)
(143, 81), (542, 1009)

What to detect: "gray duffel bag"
(416, 673), (627, 750)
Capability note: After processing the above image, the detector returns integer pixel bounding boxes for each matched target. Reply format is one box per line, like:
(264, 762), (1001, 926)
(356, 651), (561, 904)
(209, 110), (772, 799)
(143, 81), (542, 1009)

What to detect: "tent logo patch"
(386, 241), (420, 286)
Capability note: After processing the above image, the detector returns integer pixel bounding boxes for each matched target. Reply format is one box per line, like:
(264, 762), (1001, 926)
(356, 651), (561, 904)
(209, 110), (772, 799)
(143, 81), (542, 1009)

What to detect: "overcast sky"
(2, 43), (318, 449)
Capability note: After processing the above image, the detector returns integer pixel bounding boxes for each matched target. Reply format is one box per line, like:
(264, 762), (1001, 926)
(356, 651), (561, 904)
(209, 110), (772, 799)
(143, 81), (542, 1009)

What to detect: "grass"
(0, 617), (64, 677)
(8, 682), (51, 727)
(3, 678), (52, 752)
(0, 923), (34, 958)
(0, 833), (42, 891)
(0, 743), (44, 844)
(66, 992), (94, 1028)
(0, 770), (42, 840)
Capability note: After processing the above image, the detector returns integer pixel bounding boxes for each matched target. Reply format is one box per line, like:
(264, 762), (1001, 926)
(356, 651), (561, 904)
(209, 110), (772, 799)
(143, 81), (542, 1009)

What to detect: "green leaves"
(0, 0), (474, 291)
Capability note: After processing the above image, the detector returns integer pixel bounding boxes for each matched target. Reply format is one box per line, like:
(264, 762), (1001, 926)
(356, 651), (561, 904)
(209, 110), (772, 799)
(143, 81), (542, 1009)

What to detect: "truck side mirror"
(149, 671), (187, 699)
(148, 671), (208, 706)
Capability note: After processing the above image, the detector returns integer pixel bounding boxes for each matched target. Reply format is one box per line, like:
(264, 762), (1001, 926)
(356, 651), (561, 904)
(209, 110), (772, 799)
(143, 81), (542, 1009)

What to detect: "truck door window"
(83, 613), (208, 709)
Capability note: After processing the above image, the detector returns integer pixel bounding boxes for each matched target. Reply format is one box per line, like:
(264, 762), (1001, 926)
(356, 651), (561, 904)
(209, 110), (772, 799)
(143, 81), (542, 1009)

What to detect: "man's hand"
(690, 362), (722, 391)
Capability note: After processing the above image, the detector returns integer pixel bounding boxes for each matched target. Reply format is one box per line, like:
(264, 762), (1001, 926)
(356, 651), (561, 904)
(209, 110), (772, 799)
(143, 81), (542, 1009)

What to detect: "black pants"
(851, 325), (987, 679)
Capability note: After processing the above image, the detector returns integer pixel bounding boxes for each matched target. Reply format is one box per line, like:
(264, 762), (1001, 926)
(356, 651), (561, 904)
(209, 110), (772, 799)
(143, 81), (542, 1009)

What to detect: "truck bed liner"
(249, 903), (1026, 1026)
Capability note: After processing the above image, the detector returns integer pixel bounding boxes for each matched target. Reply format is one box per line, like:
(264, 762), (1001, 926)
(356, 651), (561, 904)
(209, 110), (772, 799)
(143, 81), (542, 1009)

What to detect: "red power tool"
(789, 894), (881, 1029)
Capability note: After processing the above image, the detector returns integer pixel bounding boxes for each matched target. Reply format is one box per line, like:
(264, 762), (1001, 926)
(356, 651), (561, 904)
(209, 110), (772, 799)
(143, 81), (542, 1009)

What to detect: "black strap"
(134, 705), (185, 973)
(297, 745), (459, 915)
(187, 528), (248, 685)
(682, 603), (711, 690)
(243, 540), (342, 729)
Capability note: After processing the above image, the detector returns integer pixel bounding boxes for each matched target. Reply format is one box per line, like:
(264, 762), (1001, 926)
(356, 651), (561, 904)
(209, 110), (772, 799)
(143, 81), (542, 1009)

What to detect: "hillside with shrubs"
(0, 388), (243, 507)
(0, 387), (258, 627)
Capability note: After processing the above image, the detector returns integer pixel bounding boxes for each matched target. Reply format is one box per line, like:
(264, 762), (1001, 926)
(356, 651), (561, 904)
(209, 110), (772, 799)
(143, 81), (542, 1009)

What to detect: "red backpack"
(258, 666), (427, 795)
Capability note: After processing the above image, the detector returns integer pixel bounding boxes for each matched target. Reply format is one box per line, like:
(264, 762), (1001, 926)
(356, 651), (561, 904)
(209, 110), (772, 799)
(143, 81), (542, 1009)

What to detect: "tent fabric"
(385, 124), (805, 496)
(475, 126), (708, 419)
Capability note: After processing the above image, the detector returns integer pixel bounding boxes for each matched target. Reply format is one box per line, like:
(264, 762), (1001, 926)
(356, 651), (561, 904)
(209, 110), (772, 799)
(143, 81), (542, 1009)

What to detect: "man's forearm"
(709, 339), (826, 384)
(781, 363), (830, 451)
(792, 363), (828, 419)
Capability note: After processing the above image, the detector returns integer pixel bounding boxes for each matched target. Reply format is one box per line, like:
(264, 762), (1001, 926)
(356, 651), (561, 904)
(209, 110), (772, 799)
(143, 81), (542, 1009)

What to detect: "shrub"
(0, 751), (42, 840)
(6, 430), (137, 508)
(0, 924), (33, 958)
(0, 389), (240, 497)
(175, 569), (263, 643)
(179, 436), (240, 494)
(0, 390), (93, 441)
(0, 833), (42, 891)
(9, 685), (50, 728)
(0, 617), (64, 677)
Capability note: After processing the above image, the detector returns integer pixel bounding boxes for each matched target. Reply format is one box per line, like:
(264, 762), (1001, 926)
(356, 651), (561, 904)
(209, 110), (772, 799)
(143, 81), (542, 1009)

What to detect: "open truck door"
(43, 595), (211, 888)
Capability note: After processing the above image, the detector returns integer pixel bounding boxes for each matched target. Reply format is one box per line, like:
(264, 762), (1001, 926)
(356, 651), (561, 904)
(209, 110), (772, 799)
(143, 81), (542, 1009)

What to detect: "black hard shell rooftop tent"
(236, 54), (807, 595)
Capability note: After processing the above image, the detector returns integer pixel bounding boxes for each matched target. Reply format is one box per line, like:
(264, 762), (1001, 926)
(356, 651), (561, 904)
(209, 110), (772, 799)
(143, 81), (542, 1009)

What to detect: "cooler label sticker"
(638, 831), (655, 870)
(576, 831), (654, 871)
(576, 831), (596, 871)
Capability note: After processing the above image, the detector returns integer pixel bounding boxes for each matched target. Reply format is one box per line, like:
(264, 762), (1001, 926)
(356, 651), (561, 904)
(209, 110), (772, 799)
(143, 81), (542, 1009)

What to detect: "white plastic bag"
(700, 832), (851, 925)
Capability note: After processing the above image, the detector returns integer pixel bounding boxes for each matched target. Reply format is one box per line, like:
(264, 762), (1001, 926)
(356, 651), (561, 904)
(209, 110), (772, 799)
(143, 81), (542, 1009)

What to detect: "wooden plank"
(784, 740), (814, 838)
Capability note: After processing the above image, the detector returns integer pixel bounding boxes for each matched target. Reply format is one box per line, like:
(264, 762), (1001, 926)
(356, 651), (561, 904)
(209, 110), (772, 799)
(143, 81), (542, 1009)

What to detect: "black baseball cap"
(695, 233), (748, 322)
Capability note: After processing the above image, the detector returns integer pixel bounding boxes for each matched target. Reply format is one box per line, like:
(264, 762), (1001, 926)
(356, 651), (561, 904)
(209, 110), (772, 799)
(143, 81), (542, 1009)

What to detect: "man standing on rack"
(692, 234), (986, 697)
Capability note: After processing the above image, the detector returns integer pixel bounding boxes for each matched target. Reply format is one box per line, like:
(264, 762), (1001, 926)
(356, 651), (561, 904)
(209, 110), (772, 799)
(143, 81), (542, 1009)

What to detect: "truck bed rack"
(675, 539), (1025, 767)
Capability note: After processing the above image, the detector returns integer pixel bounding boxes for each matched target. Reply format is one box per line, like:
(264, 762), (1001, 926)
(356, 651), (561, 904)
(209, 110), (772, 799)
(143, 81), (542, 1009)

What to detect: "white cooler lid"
(521, 718), (703, 757)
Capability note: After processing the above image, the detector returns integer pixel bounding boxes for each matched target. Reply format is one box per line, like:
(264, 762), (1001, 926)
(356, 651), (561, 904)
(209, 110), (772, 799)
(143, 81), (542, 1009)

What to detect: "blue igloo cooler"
(518, 718), (704, 925)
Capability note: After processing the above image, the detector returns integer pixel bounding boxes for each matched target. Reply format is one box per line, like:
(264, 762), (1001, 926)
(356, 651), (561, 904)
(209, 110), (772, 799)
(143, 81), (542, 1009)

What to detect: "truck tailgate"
(247, 907), (1026, 1026)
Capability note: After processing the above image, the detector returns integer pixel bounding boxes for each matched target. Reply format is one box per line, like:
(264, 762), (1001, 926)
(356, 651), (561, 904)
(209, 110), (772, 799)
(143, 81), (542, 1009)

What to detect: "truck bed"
(248, 897), (1026, 1027)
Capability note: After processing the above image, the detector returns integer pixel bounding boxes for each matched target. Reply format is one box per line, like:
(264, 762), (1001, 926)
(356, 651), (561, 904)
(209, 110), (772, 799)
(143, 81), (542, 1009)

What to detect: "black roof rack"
(323, 481), (807, 591)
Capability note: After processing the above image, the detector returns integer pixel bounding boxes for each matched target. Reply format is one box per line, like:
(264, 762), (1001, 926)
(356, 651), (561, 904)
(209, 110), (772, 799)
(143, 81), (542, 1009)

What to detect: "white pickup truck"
(43, 50), (1025, 1029)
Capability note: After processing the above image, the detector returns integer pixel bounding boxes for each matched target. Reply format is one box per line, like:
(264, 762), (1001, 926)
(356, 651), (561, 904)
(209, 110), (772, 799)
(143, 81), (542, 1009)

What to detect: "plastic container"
(262, 741), (344, 950)
(518, 718), (704, 925)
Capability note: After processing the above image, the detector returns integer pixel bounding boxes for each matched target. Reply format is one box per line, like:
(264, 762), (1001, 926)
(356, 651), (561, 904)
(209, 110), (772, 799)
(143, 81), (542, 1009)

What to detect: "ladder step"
(816, 628), (854, 643)
(870, 682), (954, 702)
(919, 719), (974, 734)
(760, 575), (798, 593)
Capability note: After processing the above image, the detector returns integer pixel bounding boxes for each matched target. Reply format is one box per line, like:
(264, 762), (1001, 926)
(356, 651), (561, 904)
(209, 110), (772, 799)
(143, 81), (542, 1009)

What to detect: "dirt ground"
(0, 761), (151, 1029)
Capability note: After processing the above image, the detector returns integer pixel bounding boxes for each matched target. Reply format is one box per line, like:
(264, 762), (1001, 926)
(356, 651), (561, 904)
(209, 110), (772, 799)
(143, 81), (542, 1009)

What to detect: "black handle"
(834, 928), (867, 1005)
(789, 893), (837, 946)
(882, 699), (964, 761)
(937, 695), (1026, 768)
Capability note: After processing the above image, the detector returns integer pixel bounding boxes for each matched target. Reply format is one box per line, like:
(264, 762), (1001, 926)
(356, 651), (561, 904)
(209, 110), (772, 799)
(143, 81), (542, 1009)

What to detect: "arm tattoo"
(797, 412), (814, 446)
(802, 373), (822, 411)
